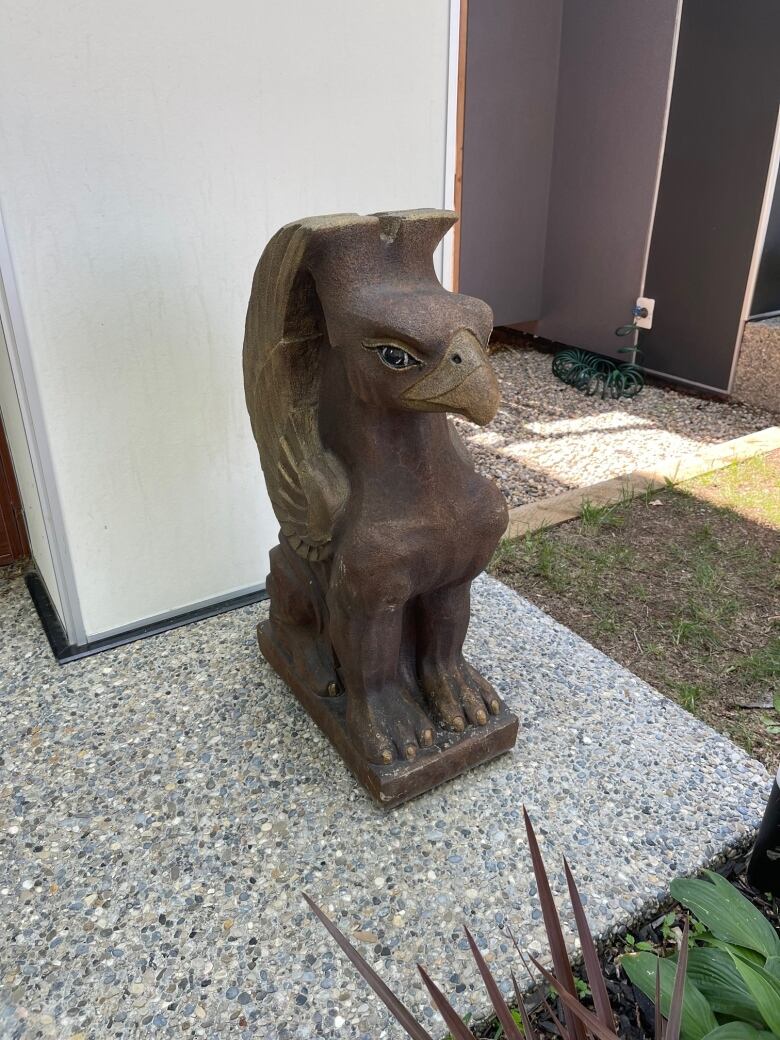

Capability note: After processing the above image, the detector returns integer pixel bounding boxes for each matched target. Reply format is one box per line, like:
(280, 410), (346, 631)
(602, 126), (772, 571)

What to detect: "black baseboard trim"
(25, 571), (268, 665)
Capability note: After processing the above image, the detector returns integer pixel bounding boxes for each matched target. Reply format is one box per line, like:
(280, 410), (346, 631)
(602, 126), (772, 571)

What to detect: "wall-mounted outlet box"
(634, 296), (655, 329)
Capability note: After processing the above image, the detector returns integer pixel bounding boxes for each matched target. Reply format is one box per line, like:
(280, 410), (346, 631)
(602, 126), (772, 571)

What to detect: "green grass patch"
(579, 498), (625, 529)
(737, 636), (780, 686)
(688, 454), (780, 527)
(489, 450), (780, 767)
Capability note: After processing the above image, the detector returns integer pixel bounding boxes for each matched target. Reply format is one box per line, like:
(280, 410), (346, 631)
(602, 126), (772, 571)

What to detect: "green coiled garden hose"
(552, 346), (645, 400)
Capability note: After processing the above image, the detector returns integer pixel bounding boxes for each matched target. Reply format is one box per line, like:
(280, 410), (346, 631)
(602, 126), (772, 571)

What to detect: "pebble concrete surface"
(0, 570), (769, 1040)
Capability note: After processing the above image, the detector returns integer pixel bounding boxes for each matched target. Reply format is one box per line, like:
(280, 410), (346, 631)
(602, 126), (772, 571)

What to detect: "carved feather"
(243, 217), (357, 560)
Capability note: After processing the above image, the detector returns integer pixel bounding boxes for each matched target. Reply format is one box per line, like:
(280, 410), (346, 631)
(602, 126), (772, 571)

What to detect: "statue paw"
(420, 658), (502, 733)
(348, 687), (435, 765)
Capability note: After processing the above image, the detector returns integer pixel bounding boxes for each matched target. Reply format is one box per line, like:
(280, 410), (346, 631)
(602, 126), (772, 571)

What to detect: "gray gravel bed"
(0, 569), (769, 1039)
(454, 347), (778, 507)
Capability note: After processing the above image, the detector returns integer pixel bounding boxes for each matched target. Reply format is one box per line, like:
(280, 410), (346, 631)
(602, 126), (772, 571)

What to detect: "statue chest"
(347, 468), (508, 589)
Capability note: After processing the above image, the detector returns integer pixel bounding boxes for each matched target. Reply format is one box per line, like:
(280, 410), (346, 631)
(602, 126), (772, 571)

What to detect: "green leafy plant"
(579, 499), (624, 530)
(622, 870), (780, 1040)
(661, 915), (678, 942)
(305, 809), (690, 1039)
(625, 932), (657, 953)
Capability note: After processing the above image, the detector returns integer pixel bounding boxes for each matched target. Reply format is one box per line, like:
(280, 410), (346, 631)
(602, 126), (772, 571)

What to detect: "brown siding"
(0, 417), (28, 565)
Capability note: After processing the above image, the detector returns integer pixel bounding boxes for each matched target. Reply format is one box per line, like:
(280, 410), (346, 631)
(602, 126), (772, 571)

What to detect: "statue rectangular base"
(356, 710), (519, 808)
(258, 621), (519, 808)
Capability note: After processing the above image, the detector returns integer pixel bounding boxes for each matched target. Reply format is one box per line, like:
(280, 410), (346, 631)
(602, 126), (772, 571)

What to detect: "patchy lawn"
(490, 450), (780, 768)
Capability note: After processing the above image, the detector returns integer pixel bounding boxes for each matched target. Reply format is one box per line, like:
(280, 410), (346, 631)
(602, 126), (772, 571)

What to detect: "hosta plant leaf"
(729, 956), (780, 1035)
(685, 947), (762, 1024)
(697, 933), (766, 967)
(622, 951), (718, 1040)
(701, 1025), (776, 1040)
(670, 872), (780, 961)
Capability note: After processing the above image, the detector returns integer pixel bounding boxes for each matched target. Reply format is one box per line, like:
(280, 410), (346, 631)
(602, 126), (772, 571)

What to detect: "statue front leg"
(416, 581), (503, 732)
(327, 576), (434, 765)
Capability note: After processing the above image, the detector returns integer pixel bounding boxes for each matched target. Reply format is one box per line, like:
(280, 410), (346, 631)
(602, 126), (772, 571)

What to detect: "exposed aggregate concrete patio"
(733, 317), (780, 414)
(0, 567), (770, 1039)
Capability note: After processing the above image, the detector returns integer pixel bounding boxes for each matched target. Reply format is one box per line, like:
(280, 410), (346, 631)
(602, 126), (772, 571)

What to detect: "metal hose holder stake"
(747, 764), (780, 895)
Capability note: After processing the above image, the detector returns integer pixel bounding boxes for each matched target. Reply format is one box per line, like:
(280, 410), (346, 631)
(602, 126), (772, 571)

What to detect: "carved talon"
(347, 686), (436, 765)
(420, 658), (502, 733)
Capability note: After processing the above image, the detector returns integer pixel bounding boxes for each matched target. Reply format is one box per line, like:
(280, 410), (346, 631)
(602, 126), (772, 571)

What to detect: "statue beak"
(402, 329), (500, 427)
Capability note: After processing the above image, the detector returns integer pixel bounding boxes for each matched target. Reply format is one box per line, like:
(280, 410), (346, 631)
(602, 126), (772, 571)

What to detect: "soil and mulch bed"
(471, 858), (779, 1040)
(489, 450), (780, 769)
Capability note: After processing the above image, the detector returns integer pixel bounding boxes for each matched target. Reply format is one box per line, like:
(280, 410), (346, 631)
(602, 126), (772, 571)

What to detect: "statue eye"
(376, 344), (421, 370)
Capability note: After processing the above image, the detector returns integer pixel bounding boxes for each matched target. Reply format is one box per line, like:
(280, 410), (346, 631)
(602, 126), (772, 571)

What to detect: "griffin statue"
(243, 209), (518, 805)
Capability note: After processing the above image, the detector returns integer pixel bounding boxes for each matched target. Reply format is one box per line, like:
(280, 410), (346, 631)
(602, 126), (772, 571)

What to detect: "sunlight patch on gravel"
(454, 347), (777, 507)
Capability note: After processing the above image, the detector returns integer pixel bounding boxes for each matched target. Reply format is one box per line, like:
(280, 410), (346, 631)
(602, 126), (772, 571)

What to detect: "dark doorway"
(642, 0), (780, 391)
(0, 416), (28, 565)
(751, 175), (780, 318)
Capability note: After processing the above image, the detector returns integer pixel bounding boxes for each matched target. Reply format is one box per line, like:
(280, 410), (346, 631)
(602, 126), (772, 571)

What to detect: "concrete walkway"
(0, 570), (769, 1039)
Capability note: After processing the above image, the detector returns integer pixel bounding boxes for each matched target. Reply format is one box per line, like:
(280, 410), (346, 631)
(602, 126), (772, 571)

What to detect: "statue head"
(243, 210), (502, 557)
(248, 210), (500, 428)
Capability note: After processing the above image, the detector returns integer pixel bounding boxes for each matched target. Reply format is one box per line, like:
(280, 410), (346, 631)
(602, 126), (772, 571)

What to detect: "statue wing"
(243, 218), (356, 562)
(272, 405), (348, 561)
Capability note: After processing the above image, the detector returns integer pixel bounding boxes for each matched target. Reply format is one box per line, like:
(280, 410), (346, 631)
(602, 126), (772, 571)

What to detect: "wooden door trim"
(451, 0), (468, 293)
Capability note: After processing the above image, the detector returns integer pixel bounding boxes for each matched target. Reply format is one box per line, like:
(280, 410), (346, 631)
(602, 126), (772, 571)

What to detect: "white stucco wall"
(0, 0), (452, 639)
